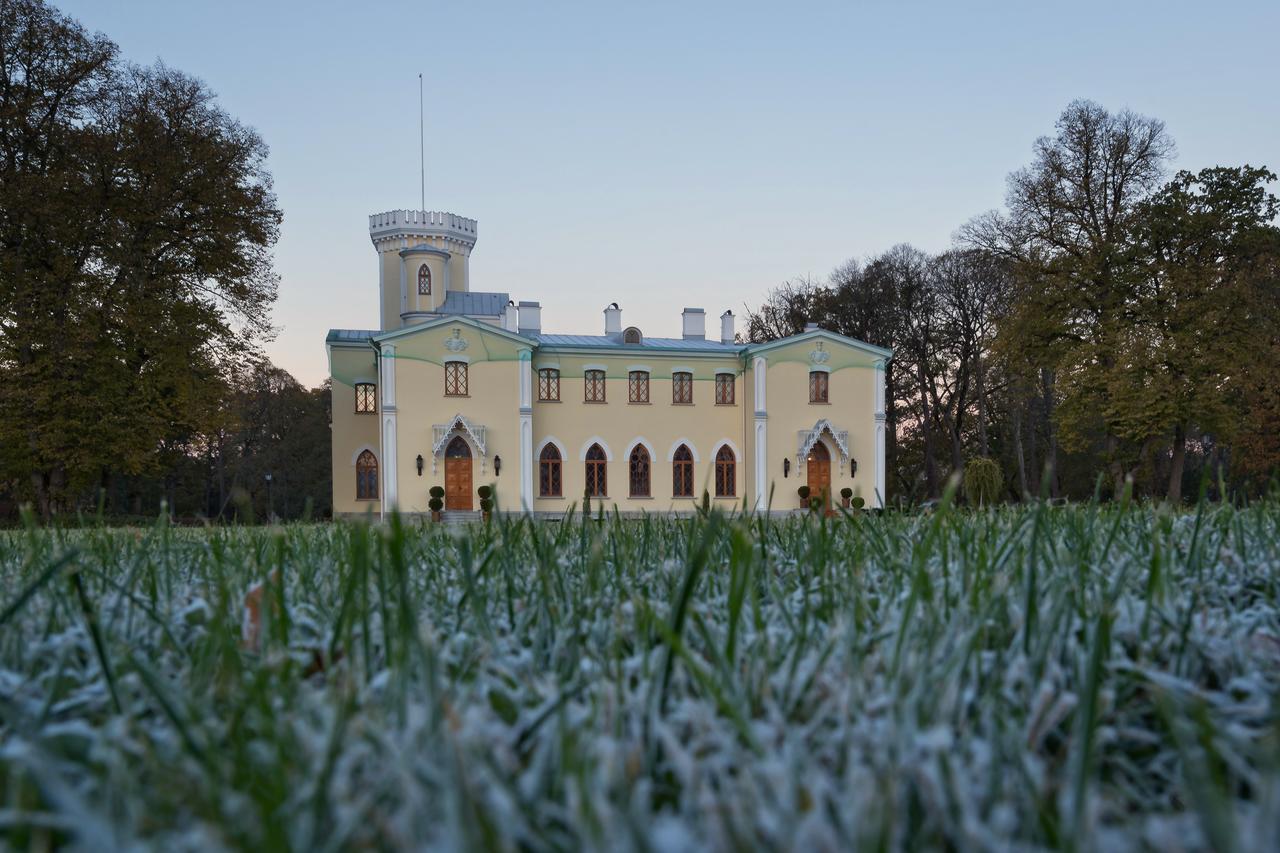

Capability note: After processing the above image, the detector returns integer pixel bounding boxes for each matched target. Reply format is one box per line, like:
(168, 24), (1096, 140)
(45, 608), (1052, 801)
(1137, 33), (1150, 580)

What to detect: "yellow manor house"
(327, 208), (891, 518)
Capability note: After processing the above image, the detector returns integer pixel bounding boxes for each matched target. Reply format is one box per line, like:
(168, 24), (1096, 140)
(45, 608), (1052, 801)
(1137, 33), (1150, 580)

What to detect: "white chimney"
(720, 310), (735, 344)
(604, 302), (622, 335)
(503, 300), (518, 333)
(682, 307), (705, 340)
(518, 301), (542, 335)
(805, 322), (820, 332)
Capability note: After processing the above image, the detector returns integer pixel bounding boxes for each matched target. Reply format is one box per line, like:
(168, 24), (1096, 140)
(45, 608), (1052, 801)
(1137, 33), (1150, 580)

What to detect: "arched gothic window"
(672, 444), (694, 498)
(539, 444), (562, 497)
(356, 450), (378, 500)
(418, 264), (431, 296)
(629, 444), (651, 497)
(585, 443), (607, 497)
(715, 445), (736, 498)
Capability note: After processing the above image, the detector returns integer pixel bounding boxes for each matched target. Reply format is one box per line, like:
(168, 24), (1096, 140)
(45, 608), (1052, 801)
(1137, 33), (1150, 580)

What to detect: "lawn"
(1, 499), (1278, 850)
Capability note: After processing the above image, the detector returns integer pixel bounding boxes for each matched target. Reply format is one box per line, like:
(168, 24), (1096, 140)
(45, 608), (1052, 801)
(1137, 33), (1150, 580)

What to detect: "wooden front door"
(444, 436), (473, 510)
(807, 442), (831, 510)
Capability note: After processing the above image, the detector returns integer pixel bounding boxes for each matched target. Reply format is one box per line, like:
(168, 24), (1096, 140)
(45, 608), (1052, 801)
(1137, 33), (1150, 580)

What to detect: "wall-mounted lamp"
(849, 457), (857, 478)
(783, 458), (791, 478)
(494, 455), (502, 476)
(416, 454), (424, 476)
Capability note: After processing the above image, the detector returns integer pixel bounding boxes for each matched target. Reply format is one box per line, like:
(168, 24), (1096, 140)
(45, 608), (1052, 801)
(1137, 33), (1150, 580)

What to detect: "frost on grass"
(1, 504), (1279, 850)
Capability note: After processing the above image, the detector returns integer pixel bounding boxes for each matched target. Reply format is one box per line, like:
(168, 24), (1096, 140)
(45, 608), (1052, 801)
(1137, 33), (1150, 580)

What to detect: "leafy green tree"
(0, 0), (281, 517)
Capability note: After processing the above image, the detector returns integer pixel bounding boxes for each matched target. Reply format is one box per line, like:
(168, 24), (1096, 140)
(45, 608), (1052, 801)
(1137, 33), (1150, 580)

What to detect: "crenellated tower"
(369, 209), (478, 331)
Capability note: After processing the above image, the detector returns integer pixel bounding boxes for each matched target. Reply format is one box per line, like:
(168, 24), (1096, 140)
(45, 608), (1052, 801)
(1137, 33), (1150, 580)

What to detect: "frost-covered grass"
(1, 498), (1279, 851)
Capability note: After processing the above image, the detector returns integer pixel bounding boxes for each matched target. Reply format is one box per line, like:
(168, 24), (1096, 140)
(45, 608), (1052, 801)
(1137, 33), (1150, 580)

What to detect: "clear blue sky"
(58, 0), (1280, 386)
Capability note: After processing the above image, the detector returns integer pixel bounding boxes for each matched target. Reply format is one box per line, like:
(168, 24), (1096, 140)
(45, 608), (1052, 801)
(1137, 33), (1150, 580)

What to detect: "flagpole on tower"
(418, 72), (425, 211)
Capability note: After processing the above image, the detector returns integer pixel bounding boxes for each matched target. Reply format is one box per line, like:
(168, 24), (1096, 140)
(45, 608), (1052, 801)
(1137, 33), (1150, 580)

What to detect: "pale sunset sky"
(59, 0), (1280, 386)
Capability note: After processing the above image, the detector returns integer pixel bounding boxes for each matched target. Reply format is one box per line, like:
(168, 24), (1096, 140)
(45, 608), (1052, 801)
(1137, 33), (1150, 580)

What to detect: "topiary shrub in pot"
(840, 487), (853, 508)
(428, 486), (445, 521)
(582, 487), (591, 518)
(797, 485), (810, 509)
(477, 485), (493, 521)
(851, 495), (866, 510)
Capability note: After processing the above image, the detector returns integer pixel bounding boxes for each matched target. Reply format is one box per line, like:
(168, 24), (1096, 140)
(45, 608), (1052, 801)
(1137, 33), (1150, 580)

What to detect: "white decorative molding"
(808, 364), (831, 374)
(518, 349), (533, 410)
(443, 328), (469, 352)
(666, 438), (700, 462)
(713, 438), (742, 461)
(578, 436), (614, 461)
(874, 360), (887, 508)
(432, 414), (487, 460)
(623, 437), (657, 461)
(670, 365), (694, 376)
(626, 364), (652, 374)
(752, 356), (767, 415)
(797, 419), (850, 468)
(754, 417), (767, 511)
(520, 414), (533, 511)
(350, 444), (378, 465)
(382, 415), (398, 513)
(809, 341), (830, 365)
(442, 354), (470, 364)
(536, 436), (568, 460)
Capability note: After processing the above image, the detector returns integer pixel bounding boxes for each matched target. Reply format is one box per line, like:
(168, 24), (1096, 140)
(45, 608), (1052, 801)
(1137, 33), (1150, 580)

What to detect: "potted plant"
(797, 485), (810, 509)
(428, 486), (444, 521)
(582, 487), (591, 517)
(840, 487), (853, 508)
(852, 495), (865, 511)
(478, 485), (493, 522)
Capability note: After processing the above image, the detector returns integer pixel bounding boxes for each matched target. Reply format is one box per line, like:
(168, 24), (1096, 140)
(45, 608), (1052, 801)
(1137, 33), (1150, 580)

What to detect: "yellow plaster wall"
(329, 345), (382, 516)
(532, 353), (748, 513)
(758, 339), (882, 508)
(386, 323), (525, 513)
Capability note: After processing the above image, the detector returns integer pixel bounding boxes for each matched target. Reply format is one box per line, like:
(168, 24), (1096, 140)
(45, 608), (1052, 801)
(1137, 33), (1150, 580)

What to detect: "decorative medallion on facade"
(809, 341), (830, 365)
(444, 328), (469, 352)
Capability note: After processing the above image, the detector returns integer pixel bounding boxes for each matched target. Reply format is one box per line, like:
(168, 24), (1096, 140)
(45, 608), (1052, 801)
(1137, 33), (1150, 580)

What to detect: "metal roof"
(438, 291), (510, 316)
(326, 328), (379, 343)
(533, 333), (743, 352)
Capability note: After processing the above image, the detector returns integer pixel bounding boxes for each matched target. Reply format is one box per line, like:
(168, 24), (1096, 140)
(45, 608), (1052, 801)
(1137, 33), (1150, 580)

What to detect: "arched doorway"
(807, 441), (831, 510)
(445, 436), (473, 510)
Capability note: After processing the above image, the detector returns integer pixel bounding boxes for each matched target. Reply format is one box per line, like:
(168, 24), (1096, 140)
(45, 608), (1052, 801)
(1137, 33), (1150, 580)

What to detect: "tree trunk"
(1040, 368), (1059, 498)
(1012, 397), (1029, 499)
(918, 360), (940, 497)
(975, 355), (990, 457)
(1168, 422), (1187, 504)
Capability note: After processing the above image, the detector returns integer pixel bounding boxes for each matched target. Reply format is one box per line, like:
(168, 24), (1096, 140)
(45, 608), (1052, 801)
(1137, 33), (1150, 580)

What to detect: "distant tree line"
(749, 101), (1280, 504)
(0, 0), (331, 521)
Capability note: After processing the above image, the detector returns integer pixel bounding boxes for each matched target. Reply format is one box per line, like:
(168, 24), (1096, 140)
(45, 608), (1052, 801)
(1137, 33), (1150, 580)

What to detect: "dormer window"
(417, 264), (431, 295)
(623, 327), (642, 345)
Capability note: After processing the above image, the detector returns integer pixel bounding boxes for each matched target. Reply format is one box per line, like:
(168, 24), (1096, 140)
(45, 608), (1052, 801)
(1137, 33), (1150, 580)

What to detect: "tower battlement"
(369, 209), (478, 251)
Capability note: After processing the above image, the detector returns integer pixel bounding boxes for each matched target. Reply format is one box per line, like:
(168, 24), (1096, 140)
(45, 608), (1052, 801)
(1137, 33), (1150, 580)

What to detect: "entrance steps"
(440, 510), (482, 524)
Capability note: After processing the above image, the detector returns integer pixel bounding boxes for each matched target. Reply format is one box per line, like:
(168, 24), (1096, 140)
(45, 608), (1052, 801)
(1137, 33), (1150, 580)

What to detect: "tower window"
(354, 382), (376, 413)
(418, 264), (431, 295)
(539, 444), (562, 497)
(584, 369), (606, 403)
(715, 374), (734, 405)
(356, 450), (379, 500)
(538, 368), (560, 401)
(672, 371), (693, 405)
(629, 444), (651, 497)
(623, 327), (643, 345)
(628, 371), (649, 403)
(672, 444), (694, 498)
(445, 361), (468, 396)
(715, 445), (736, 498)
(809, 371), (829, 403)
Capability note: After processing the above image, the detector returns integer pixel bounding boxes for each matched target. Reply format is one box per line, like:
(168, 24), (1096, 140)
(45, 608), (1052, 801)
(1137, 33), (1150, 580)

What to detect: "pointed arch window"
(356, 450), (379, 501)
(539, 444), (562, 497)
(672, 444), (694, 498)
(585, 443), (607, 497)
(418, 264), (431, 295)
(715, 445), (736, 498)
(629, 444), (651, 497)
